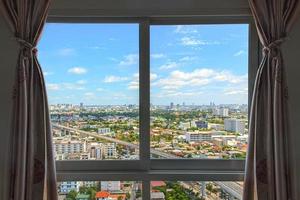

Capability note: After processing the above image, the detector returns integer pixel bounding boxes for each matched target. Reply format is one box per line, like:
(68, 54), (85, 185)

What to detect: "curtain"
(0, 0), (57, 200)
(244, 0), (300, 200)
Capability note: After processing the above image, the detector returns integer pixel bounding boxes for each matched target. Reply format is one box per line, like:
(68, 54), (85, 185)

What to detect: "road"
(215, 181), (243, 200)
(53, 124), (179, 159)
(52, 123), (243, 199)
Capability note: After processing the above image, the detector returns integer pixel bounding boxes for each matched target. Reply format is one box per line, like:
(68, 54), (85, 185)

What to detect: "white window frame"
(48, 0), (259, 199)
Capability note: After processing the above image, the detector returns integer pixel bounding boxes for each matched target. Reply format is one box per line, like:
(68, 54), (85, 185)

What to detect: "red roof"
(151, 181), (166, 187)
(95, 191), (110, 198)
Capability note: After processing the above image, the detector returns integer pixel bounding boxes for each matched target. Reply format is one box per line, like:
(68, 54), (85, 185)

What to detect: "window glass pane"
(58, 181), (142, 200)
(150, 24), (249, 159)
(39, 23), (140, 160)
(151, 181), (243, 200)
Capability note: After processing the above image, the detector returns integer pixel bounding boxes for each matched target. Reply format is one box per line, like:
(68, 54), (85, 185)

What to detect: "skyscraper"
(224, 118), (245, 134)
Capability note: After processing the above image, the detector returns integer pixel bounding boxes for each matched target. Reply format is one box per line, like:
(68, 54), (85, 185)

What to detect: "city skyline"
(49, 102), (248, 106)
(38, 23), (248, 105)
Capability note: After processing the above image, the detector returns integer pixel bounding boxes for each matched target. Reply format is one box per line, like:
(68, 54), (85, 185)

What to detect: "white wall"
(0, 8), (300, 200)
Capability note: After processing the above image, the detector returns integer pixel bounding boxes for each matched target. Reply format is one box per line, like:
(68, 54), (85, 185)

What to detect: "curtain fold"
(244, 0), (300, 200)
(0, 0), (57, 200)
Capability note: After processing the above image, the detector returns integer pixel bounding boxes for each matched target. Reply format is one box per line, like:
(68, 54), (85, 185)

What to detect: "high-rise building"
(90, 145), (103, 160)
(212, 107), (229, 117)
(170, 102), (174, 109)
(103, 143), (117, 159)
(224, 118), (245, 134)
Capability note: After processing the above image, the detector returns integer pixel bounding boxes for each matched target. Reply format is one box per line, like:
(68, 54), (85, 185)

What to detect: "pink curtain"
(244, 0), (300, 199)
(0, 0), (58, 200)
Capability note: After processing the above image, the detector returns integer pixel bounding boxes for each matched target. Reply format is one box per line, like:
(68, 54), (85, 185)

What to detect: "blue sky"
(38, 23), (248, 105)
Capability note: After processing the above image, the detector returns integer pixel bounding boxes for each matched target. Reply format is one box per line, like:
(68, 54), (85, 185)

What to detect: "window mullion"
(142, 180), (151, 200)
(139, 19), (151, 170)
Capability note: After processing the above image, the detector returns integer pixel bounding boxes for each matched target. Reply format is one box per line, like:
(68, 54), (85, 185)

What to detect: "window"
(150, 181), (243, 200)
(42, 0), (258, 199)
(39, 23), (140, 160)
(57, 181), (142, 199)
(150, 24), (249, 159)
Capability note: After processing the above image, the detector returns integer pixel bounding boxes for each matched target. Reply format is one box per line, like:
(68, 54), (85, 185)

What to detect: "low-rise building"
(179, 122), (192, 130)
(151, 192), (165, 200)
(98, 128), (111, 134)
(53, 139), (86, 154)
(185, 131), (212, 142)
(59, 181), (80, 194)
(195, 120), (208, 129)
(101, 181), (121, 192)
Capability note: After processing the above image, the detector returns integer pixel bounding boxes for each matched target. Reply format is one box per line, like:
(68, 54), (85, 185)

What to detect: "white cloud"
(150, 73), (158, 81)
(110, 92), (133, 100)
(127, 73), (158, 90)
(62, 83), (85, 90)
(96, 88), (105, 91)
(234, 50), (246, 57)
(151, 54), (166, 59)
(214, 71), (247, 84)
(119, 54), (139, 66)
(179, 56), (197, 62)
(58, 48), (76, 56)
(47, 84), (60, 91)
(128, 81), (139, 90)
(128, 73), (139, 90)
(47, 82), (86, 91)
(181, 37), (206, 46)
(152, 68), (247, 90)
(83, 92), (96, 100)
(224, 89), (248, 95)
(43, 71), (54, 76)
(180, 37), (221, 46)
(89, 46), (104, 50)
(103, 75), (129, 83)
(68, 67), (87, 75)
(155, 91), (199, 98)
(109, 57), (118, 62)
(84, 92), (95, 96)
(76, 80), (87, 84)
(174, 25), (198, 34)
(159, 62), (180, 70)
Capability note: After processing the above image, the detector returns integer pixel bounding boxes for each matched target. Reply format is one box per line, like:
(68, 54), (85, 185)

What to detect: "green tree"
(79, 186), (87, 194)
(87, 187), (97, 200)
(66, 190), (77, 200)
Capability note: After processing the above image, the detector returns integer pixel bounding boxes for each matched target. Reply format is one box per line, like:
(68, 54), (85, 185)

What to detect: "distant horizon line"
(49, 103), (248, 106)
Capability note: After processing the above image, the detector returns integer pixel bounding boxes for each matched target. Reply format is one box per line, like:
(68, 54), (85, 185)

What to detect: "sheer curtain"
(244, 0), (300, 199)
(0, 0), (57, 199)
